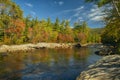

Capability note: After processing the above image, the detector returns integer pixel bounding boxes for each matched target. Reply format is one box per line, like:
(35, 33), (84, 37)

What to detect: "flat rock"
(76, 55), (120, 80)
(0, 43), (73, 53)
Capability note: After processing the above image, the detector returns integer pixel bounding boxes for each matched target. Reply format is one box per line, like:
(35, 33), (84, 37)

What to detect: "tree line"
(0, 0), (101, 45)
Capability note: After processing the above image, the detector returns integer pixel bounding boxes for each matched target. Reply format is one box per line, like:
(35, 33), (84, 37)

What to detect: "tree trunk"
(112, 0), (120, 17)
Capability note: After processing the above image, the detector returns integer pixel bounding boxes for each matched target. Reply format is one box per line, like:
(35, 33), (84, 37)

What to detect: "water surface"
(0, 47), (101, 80)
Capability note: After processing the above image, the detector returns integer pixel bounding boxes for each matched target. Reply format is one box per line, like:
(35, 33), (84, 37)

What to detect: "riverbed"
(0, 47), (101, 80)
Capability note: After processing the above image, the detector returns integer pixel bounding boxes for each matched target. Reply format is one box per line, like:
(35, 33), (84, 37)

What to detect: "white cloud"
(52, 5), (84, 17)
(58, 1), (64, 5)
(88, 5), (106, 21)
(78, 17), (83, 20)
(67, 6), (84, 22)
(54, 1), (64, 6)
(62, 6), (84, 12)
(25, 3), (33, 7)
(91, 16), (104, 21)
(72, 6), (84, 17)
(31, 11), (36, 15)
(51, 5), (84, 22)
(62, 6), (84, 16)
(74, 13), (80, 17)
(89, 7), (102, 17)
(75, 6), (84, 11)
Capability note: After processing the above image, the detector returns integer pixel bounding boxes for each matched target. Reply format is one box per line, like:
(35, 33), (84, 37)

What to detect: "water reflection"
(0, 47), (101, 80)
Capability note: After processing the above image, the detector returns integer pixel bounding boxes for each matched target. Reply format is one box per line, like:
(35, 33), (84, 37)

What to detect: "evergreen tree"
(53, 17), (60, 32)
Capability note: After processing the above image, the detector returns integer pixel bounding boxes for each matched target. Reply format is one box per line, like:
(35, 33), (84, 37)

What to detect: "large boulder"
(94, 49), (113, 56)
(94, 44), (115, 56)
(76, 55), (120, 80)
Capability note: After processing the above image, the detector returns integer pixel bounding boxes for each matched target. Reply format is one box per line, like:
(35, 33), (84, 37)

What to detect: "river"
(0, 46), (101, 80)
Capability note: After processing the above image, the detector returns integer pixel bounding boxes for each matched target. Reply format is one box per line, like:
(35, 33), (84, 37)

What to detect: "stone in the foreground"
(76, 55), (120, 80)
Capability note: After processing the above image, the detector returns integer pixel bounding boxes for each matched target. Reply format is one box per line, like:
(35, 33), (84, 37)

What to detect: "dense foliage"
(86, 0), (120, 53)
(0, 0), (101, 44)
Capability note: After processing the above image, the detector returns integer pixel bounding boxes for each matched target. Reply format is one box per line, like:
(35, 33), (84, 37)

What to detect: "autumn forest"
(0, 0), (120, 53)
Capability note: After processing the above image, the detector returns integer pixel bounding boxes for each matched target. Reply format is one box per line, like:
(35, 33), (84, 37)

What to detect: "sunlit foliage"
(0, 0), (101, 44)
(86, 0), (120, 53)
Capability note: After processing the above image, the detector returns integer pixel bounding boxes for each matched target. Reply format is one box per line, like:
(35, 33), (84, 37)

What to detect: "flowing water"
(0, 47), (101, 80)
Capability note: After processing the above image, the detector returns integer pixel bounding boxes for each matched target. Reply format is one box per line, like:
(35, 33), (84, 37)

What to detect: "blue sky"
(12, 0), (106, 28)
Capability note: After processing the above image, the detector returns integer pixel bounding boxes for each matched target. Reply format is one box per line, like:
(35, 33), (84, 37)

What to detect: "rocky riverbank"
(0, 43), (82, 53)
(94, 44), (115, 56)
(76, 55), (120, 80)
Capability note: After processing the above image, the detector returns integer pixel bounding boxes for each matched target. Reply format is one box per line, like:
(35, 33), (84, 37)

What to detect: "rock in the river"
(94, 44), (115, 56)
(76, 55), (120, 80)
(74, 43), (81, 48)
(95, 48), (114, 56)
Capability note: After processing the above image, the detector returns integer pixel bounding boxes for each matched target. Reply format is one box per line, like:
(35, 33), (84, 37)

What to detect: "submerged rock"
(76, 55), (120, 80)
